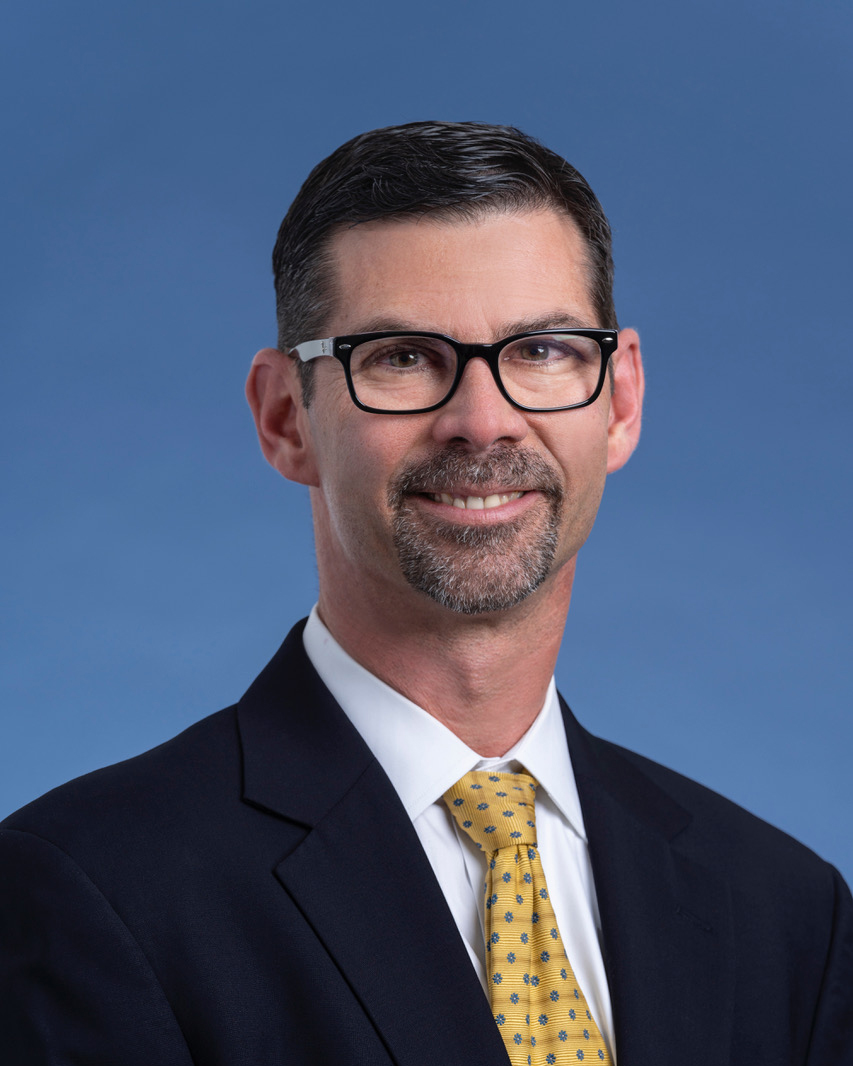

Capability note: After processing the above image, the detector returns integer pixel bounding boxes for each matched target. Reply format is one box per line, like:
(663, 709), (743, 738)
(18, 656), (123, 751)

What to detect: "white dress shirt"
(303, 606), (616, 1058)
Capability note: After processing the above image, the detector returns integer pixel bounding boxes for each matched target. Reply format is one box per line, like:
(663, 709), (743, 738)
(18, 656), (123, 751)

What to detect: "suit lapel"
(562, 701), (735, 1066)
(237, 625), (736, 1064)
(238, 623), (509, 1066)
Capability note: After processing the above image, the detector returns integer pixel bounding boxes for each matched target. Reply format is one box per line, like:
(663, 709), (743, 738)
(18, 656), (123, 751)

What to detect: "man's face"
(286, 208), (639, 618)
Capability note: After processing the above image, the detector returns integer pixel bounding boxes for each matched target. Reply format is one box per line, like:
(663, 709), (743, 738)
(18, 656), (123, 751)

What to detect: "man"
(1, 122), (850, 1064)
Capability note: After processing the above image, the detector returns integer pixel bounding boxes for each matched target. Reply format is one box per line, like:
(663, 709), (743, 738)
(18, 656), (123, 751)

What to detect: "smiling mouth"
(427, 491), (525, 510)
(390, 443), (562, 519)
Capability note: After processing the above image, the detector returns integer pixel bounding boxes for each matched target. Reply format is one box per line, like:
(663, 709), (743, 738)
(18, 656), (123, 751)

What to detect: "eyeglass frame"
(290, 328), (619, 415)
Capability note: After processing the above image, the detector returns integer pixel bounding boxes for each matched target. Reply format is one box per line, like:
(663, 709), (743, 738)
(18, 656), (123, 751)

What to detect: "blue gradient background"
(2, 1), (851, 884)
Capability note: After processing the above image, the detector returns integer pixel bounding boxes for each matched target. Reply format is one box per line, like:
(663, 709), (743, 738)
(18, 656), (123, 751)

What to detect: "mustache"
(389, 443), (564, 505)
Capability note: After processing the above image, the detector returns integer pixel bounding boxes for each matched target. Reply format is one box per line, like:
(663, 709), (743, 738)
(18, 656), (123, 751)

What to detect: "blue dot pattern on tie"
(443, 770), (612, 1066)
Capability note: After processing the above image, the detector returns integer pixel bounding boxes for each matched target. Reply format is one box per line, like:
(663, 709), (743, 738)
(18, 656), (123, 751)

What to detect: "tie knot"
(443, 770), (539, 852)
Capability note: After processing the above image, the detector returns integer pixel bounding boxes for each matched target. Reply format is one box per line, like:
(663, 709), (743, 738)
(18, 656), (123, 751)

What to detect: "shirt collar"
(303, 606), (587, 842)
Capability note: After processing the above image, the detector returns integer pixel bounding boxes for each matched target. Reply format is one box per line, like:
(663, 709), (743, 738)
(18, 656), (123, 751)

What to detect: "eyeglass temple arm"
(290, 339), (334, 362)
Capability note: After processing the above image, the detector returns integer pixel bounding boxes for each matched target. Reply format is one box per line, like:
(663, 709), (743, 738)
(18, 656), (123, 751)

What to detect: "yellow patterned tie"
(444, 770), (613, 1066)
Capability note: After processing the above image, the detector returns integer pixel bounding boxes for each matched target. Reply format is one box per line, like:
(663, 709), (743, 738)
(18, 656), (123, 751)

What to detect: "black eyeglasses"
(291, 329), (618, 414)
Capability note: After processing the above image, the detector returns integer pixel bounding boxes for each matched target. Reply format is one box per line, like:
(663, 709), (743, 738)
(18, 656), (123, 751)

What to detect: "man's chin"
(415, 575), (547, 616)
(392, 512), (559, 615)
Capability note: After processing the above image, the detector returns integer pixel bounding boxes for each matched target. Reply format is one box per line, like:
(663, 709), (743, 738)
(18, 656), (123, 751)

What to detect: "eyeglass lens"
(347, 333), (603, 411)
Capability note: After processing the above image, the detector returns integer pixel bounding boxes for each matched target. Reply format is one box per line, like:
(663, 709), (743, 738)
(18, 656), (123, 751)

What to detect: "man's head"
(272, 121), (617, 405)
(249, 124), (643, 631)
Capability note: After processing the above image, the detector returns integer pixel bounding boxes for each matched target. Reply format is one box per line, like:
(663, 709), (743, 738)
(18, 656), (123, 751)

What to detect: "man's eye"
(352, 340), (453, 377)
(520, 344), (553, 361)
(506, 337), (597, 366)
(385, 349), (423, 368)
(517, 343), (564, 362)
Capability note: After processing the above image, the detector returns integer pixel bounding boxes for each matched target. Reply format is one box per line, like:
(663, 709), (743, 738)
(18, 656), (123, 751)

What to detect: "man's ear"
(245, 348), (319, 486)
(606, 328), (645, 474)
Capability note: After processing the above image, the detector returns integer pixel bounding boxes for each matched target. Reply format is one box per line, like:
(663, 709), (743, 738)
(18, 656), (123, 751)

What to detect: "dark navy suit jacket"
(2, 621), (851, 1064)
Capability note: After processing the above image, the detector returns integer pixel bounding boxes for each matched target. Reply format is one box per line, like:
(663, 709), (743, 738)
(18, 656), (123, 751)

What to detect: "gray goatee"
(389, 444), (565, 615)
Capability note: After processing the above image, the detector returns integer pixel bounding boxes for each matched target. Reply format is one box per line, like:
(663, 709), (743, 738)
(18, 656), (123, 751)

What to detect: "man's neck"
(316, 565), (574, 757)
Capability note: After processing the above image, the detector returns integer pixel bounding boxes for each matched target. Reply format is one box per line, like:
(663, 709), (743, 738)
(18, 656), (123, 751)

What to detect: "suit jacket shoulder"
(561, 705), (853, 1064)
(580, 723), (842, 897)
(0, 623), (507, 1066)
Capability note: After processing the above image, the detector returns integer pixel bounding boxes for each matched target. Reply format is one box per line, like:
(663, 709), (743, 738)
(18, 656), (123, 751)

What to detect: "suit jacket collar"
(561, 698), (736, 1065)
(237, 620), (510, 1066)
(238, 620), (375, 826)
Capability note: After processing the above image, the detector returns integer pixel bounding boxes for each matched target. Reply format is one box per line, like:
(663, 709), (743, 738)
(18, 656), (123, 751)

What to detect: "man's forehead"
(323, 208), (598, 337)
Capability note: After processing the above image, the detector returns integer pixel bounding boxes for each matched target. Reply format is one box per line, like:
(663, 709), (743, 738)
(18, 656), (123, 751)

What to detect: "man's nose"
(429, 356), (529, 450)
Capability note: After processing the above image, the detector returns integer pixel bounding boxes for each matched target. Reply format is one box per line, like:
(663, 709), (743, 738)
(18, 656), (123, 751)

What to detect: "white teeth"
(432, 491), (524, 510)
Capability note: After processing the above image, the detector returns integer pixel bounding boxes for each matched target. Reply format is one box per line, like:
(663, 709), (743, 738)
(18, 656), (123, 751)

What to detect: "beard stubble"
(389, 444), (566, 615)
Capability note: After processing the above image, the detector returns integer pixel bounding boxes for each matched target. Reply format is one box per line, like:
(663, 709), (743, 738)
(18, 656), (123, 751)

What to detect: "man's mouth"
(390, 443), (563, 518)
(427, 491), (525, 511)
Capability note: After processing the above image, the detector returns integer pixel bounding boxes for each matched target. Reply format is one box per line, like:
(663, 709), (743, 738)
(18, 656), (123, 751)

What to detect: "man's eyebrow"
(497, 312), (597, 335)
(344, 317), (424, 335)
(341, 311), (598, 339)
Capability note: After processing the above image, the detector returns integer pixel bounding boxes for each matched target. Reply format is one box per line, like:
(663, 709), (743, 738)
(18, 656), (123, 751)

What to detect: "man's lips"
(408, 488), (538, 522)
